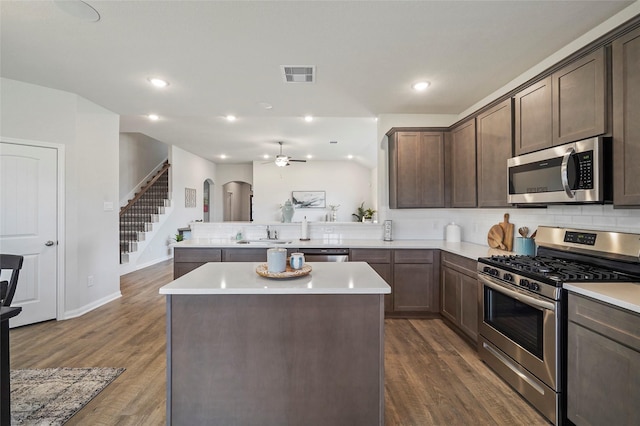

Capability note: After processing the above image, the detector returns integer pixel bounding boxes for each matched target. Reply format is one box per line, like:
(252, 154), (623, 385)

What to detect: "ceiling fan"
(273, 141), (307, 167)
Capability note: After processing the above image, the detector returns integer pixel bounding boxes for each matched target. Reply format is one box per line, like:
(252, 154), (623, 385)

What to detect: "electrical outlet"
(87, 275), (94, 287)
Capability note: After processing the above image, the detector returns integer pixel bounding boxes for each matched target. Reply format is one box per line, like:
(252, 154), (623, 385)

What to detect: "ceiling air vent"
(281, 66), (315, 83)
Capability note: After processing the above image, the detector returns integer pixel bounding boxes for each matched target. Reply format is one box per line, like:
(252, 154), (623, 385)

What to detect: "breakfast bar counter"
(160, 262), (390, 426)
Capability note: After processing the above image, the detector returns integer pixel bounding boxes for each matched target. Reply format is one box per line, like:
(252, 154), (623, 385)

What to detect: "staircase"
(120, 162), (171, 264)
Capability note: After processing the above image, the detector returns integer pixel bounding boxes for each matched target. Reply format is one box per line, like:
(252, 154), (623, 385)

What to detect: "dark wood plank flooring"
(9, 260), (549, 425)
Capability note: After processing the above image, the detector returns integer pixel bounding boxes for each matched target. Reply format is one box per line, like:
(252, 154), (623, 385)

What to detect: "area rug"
(10, 367), (125, 425)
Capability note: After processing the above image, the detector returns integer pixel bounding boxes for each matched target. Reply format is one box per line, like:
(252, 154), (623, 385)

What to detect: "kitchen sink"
(235, 239), (293, 245)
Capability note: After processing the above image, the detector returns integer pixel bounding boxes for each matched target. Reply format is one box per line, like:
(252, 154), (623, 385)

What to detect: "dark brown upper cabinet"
(613, 26), (640, 206)
(447, 119), (477, 208)
(514, 76), (553, 155)
(388, 130), (445, 208)
(552, 47), (607, 145)
(476, 99), (514, 207)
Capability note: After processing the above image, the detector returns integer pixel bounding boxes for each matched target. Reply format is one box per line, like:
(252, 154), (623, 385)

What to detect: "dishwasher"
(298, 248), (349, 262)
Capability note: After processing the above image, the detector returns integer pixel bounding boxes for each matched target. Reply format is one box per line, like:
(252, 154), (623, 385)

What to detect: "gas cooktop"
(478, 255), (636, 284)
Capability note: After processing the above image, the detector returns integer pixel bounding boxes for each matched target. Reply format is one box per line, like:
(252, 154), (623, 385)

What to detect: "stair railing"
(119, 162), (171, 262)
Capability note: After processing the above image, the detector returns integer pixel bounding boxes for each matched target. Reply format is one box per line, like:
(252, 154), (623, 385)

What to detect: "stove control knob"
(503, 273), (513, 282)
(483, 266), (492, 274)
(519, 278), (529, 288)
(530, 282), (540, 291)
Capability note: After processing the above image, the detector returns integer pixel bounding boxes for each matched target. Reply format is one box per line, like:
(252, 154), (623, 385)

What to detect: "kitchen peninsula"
(160, 261), (390, 426)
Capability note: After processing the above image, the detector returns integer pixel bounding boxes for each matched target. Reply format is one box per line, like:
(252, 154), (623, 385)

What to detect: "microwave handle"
(561, 147), (576, 198)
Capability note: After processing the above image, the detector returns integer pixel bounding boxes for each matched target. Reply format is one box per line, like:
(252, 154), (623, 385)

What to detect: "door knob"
(45, 240), (55, 246)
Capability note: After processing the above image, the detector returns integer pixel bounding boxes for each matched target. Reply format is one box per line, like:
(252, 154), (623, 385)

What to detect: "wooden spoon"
(518, 227), (529, 238)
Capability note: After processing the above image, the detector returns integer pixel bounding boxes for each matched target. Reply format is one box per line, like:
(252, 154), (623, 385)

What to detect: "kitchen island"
(159, 261), (390, 426)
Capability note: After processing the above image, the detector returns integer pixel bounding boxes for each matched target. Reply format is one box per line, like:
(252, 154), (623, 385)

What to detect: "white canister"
(289, 252), (305, 270)
(445, 222), (461, 243)
(267, 247), (287, 273)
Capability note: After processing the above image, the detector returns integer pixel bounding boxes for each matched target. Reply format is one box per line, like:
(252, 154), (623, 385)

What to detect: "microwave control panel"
(576, 151), (594, 189)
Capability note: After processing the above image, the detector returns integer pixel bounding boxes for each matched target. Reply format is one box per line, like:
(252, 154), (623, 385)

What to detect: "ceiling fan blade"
(289, 159), (307, 163)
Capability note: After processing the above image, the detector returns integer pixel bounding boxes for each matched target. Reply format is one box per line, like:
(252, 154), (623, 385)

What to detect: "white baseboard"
(61, 291), (122, 320)
(135, 254), (173, 271)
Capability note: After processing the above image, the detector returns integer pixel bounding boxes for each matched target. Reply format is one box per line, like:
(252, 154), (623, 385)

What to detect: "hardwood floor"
(9, 260), (549, 425)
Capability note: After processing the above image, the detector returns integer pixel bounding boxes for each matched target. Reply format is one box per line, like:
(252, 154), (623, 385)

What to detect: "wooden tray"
(256, 264), (312, 279)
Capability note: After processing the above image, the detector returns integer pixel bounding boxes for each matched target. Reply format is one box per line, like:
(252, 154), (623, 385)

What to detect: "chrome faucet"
(266, 226), (278, 240)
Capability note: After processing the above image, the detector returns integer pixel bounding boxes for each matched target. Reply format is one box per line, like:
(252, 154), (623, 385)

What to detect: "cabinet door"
(174, 248), (222, 279)
(477, 99), (513, 207)
(448, 119), (477, 207)
(514, 76), (553, 155)
(568, 322), (640, 426)
(390, 131), (445, 208)
(369, 263), (393, 313)
(393, 263), (436, 312)
(441, 266), (459, 324)
(222, 248), (267, 262)
(459, 272), (479, 342)
(552, 48), (607, 145)
(613, 27), (640, 206)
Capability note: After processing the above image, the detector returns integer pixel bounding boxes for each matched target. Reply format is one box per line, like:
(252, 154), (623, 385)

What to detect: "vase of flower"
(328, 204), (340, 222)
(281, 200), (294, 223)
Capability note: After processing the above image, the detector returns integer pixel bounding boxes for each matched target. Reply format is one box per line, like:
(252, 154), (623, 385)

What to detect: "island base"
(166, 293), (384, 425)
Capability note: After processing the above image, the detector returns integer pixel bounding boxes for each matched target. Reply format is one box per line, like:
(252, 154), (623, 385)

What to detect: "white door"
(0, 142), (58, 327)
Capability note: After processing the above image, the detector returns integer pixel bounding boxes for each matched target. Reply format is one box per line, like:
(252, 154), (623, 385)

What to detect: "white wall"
(134, 145), (217, 265)
(252, 160), (375, 223)
(119, 132), (168, 203)
(0, 78), (121, 317)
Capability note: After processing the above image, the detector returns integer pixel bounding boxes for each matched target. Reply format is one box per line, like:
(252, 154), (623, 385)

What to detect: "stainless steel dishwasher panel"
(299, 248), (349, 262)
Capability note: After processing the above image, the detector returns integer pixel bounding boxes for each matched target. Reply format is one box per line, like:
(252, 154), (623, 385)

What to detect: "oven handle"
(561, 146), (576, 198)
(479, 274), (556, 312)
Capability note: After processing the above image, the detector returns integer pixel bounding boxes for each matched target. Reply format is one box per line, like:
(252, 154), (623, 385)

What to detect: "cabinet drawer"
(222, 248), (267, 262)
(441, 252), (477, 277)
(174, 248), (222, 263)
(394, 249), (433, 264)
(350, 249), (391, 263)
(569, 294), (640, 352)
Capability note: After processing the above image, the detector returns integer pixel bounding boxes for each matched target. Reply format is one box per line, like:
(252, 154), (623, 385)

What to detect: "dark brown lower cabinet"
(393, 250), (440, 314)
(222, 248), (268, 262)
(349, 249), (393, 313)
(173, 248), (222, 279)
(440, 252), (478, 342)
(567, 293), (640, 426)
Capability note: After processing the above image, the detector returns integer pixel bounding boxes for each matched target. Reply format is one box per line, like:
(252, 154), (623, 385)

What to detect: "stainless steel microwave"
(507, 137), (611, 204)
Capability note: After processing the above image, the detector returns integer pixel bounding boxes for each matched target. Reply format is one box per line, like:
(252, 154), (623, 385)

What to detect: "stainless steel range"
(477, 226), (640, 425)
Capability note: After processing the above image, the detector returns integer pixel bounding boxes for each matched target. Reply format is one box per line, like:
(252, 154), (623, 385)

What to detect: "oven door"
(479, 273), (559, 390)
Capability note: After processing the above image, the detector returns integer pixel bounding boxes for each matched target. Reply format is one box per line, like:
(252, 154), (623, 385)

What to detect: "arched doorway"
(222, 181), (252, 221)
(203, 178), (214, 222)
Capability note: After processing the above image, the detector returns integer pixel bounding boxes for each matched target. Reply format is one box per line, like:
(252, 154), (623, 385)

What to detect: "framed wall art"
(185, 188), (197, 208)
(291, 191), (325, 208)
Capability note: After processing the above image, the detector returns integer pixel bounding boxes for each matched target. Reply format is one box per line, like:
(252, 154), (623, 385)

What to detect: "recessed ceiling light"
(148, 78), (169, 88)
(304, 115), (313, 122)
(347, 155), (354, 159)
(226, 115), (236, 122)
(306, 155), (313, 159)
(148, 114), (159, 121)
(263, 154), (270, 159)
(220, 154), (227, 159)
(412, 81), (430, 91)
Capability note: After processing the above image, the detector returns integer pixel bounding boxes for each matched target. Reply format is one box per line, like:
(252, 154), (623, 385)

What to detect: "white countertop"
(160, 261), (392, 295)
(564, 282), (640, 314)
(173, 239), (511, 261)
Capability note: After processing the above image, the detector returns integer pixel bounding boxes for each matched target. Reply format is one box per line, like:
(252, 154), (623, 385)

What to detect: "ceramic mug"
(290, 253), (305, 270)
(515, 237), (536, 256)
(267, 248), (287, 273)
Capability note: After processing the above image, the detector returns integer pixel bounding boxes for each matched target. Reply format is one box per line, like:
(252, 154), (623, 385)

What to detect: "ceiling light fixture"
(347, 155), (354, 159)
(220, 154), (227, 159)
(275, 156), (289, 167)
(226, 115), (236, 122)
(412, 81), (430, 91)
(306, 155), (313, 159)
(304, 115), (313, 122)
(148, 78), (169, 88)
(263, 154), (270, 159)
(148, 114), (159, 121)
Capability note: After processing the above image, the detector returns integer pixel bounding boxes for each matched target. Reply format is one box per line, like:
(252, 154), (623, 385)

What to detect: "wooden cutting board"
(499, 213), (514, 251)
(487, 224), (505, 249)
